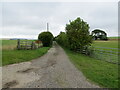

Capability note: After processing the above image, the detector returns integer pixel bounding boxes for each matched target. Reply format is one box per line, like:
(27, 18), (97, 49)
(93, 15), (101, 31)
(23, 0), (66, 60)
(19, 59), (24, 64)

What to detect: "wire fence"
(90, 47), (120, 65)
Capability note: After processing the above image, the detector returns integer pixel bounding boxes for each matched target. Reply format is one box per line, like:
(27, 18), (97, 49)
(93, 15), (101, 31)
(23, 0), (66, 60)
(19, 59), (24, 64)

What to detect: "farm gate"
(17, 39), (42, 50)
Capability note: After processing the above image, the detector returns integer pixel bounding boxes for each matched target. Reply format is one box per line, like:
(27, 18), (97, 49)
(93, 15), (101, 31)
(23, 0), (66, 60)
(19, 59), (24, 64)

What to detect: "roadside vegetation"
(63, 39), (119, 88)
(56, 17), (119, 88)
(56, 17), (92, 52)
(63, 47), (118, 88)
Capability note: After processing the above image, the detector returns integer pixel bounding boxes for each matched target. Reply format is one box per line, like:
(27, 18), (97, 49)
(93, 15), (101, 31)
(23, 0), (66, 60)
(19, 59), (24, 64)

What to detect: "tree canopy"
(92, 29), (108, 40)
(38, 31), (53, 47)
(56, 17), (92, 52)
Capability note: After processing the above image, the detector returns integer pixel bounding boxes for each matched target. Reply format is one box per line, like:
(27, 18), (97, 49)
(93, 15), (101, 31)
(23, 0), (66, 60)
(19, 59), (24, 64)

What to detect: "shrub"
(85, 46), (94, 56)
(38, 32), (53, 47)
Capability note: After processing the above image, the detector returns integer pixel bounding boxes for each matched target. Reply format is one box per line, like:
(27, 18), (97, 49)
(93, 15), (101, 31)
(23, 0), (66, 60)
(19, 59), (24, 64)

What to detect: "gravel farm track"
(2, 42), (99, 88)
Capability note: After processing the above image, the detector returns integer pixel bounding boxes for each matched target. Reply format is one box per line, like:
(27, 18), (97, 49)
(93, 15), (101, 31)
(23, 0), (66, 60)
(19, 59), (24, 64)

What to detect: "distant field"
(1, 40), (35, 50)
(1, 40), (50, 66)
(1, 40), (17, 50)
(108, 37), (120, 39)
(92, 40), (118, 48)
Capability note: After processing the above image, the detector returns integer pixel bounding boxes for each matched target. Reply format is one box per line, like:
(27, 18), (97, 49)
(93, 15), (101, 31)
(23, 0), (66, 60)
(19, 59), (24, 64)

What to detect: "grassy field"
(91, 40), (119, 64)
(108, 37), (120, 39)
(1, 40), (17, 50)
(63, 47), (118, 88)
(92, 40), (118, 48)
(1, 40), (35, 50)
(1, 40), (50, 66)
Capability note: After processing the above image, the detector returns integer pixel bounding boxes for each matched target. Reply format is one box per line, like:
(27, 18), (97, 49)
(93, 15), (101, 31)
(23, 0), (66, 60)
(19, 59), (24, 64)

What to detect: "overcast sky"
(0, 1), (118, 39)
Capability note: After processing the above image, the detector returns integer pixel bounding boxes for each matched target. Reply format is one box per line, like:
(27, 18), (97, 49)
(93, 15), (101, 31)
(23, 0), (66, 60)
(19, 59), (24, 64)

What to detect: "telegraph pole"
(47, 23), (49, 32)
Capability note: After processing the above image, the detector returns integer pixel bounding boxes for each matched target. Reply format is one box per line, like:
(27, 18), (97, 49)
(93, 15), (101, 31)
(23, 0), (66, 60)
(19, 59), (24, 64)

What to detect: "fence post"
(17, 39), (20, 50)
(31, 41), (36, 49)
(25, 40), (27, 50)
(31, 41), (34, 49)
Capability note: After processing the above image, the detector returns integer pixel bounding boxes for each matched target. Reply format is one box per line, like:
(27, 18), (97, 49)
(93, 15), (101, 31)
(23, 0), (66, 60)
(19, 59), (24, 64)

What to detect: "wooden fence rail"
(17, 39), (42, 50)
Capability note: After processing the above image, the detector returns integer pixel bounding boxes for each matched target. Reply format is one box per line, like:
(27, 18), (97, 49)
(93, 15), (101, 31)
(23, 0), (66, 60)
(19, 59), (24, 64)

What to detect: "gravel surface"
(2, 41), (99, 88)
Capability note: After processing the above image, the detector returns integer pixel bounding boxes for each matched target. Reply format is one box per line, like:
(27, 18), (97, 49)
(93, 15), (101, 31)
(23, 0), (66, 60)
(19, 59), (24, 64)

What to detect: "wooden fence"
(17, 39), (42, 50)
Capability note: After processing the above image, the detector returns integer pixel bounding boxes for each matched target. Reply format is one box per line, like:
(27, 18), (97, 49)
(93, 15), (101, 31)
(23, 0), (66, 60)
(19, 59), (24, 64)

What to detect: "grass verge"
(63, 47), (118, 88)
(2, 47), (50, 66)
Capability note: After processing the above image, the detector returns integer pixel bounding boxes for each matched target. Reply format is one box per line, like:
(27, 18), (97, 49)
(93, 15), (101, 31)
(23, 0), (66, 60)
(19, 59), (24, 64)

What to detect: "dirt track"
(2, 42), (99, 88)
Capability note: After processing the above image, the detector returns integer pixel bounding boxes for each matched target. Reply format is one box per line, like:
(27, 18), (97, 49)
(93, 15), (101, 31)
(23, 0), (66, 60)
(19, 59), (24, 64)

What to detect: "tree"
(55, 32), (69, 47)
(65, 17), (92, 52)
(92, 29), (108, 40)
(38, 32), (53, 47)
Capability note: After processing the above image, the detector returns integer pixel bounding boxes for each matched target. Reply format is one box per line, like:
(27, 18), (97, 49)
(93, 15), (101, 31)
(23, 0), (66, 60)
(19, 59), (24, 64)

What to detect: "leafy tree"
(92, 29), (108, 40)
(56, 32), (69, 47)
(65, 17), (92, 52)
(38, 32), (53, 47)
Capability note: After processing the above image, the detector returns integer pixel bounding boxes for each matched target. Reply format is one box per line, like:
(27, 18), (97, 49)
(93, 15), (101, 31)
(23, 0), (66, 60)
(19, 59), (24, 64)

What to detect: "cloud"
(1, 2), (118, 39)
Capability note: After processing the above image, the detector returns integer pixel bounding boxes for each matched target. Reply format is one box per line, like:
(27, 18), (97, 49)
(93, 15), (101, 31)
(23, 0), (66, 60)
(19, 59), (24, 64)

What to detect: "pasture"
(108, 37), (120, 39)
(91, 40), (119, 64)
(1, 40), (50, 66)
(1, 40), (17, 50)
(92, 40), (118, 48)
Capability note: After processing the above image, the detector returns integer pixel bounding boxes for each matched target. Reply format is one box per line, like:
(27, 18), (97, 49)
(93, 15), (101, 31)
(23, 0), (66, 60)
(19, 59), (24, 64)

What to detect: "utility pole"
(47, 22), (49, 32)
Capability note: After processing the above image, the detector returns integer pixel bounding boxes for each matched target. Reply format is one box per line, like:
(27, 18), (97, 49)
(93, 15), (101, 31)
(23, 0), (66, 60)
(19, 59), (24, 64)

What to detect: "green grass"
(1, 40), (50, 66)
(2, 47), (50, 66)
(2, 40), (17, 46)
(91, 40), (119, 64)
(108, 37), (120, 39)
(63, 47), (118, 88)
(1, 40), (17, 50)
(92, 40), (118, 48)
(1, 40), (35, 50)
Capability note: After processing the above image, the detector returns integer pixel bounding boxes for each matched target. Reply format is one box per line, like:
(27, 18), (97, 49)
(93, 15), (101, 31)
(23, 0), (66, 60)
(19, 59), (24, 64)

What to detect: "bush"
(85, 46), (94, 56)
(38, 32), (53, 47)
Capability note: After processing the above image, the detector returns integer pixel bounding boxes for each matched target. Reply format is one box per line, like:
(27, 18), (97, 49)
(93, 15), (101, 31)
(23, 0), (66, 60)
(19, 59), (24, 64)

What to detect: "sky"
(0, 1), (118, 39)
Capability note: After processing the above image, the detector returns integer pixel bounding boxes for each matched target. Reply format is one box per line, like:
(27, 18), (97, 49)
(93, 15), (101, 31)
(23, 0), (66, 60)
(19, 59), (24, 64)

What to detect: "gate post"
(17, 39), (20, 50)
